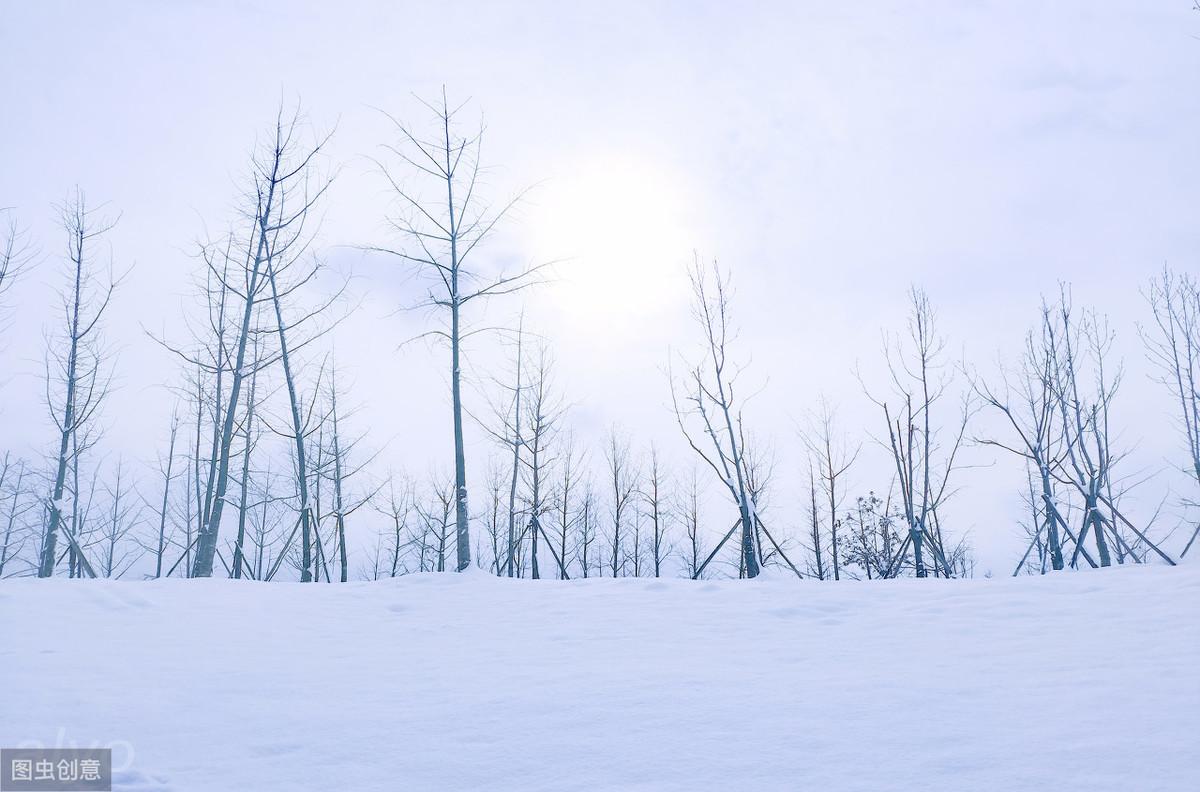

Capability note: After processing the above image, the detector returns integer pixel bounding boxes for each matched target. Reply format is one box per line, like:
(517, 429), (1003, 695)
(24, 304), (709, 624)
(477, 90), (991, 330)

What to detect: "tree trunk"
(192, 163), (278, 578)
(155, 417), (179, 578)
(233, 362), (258, 580)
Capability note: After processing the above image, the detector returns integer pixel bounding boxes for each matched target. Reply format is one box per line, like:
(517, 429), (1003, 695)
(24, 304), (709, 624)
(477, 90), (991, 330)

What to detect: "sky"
(1, 1), (1198, 574)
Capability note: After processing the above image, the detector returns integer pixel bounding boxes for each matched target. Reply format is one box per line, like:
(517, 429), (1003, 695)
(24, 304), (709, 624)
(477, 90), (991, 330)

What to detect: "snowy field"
(2, 566), (1198, 792)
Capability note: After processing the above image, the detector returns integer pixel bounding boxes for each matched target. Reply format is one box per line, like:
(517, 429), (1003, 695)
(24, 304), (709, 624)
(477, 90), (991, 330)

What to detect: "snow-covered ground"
(2, 566), (1197, 791)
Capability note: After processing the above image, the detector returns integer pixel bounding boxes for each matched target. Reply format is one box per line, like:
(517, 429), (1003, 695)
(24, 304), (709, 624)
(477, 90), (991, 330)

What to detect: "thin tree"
(643, 446), (672, 577)
(231, 344), (262, 580)
(863, 287), (971, 579)
(518, 346), (568, 579)
(97, 460), (144, 578)
(170, 103), (332, 578)
(320, 361), (378, 582)
(373, 474), (415, 577)
(803, 401), (859, 581)
(0, 210), (34, 347)
(483, 317), (525, 577)
(577, 487), (598, 578)
(678, 468), (707, 579)
(38, 192), (118, 578)
(604, 429), (637, 577)
(1040, 288), (1174, 568)
(974, 304), (1070, 572)
(0, 456), (35, 577)
(371, 89), (546, 572)
(1142, 267), (1200, 555)
(550, 433), (585, 580)
(805, 462), (827, 579)
(670, 259), (762, 578)
(152, 405), (181, 578)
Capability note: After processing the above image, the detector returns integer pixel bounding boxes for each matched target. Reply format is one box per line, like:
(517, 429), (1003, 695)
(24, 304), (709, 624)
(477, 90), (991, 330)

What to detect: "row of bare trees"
(975, 283), (1186, 575)
(666, 260), (1190, 581)
(1, 94), (1195, 582)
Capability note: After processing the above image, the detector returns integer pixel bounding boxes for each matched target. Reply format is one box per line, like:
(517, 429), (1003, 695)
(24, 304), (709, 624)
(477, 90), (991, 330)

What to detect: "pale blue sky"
(2, 1), (1198, 572)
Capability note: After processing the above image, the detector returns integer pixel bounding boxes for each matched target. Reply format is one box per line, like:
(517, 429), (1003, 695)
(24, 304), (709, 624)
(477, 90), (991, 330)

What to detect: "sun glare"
(529, 154), (696, 327)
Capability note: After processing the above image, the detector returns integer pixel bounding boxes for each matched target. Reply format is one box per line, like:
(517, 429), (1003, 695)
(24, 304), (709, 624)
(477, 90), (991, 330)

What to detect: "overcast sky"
(2, 1), (1198, 574)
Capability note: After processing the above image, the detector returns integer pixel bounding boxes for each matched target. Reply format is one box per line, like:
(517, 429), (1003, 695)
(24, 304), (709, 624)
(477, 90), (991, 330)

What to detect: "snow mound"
(2, 566), (1198, 791)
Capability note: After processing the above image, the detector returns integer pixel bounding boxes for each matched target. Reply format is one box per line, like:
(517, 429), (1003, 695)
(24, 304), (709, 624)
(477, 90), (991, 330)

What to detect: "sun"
(526, 153), (697, 327)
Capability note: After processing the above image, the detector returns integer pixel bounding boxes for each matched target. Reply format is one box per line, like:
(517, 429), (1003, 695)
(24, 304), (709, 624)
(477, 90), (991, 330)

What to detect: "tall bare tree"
(167, 104), (331, 578)
(1142, 267), (1200, 555)
(975, 303), (1071, 572)
(1044, 289), (1173, 568)
(864, 287), (971, 579)
(671, 259), (761, 578)
(372, 89), (545, 572)
(38, 192), (118, 578)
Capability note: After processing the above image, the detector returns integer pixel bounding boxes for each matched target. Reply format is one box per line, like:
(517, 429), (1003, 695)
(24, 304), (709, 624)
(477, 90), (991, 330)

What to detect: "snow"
(2, 566), (1198, 791)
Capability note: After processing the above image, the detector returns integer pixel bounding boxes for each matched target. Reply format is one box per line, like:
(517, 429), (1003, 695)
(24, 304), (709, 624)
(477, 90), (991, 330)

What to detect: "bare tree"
(151, 406), (181, 578)
(604, 429), (637, 577)
(1044, 289), (1174, 568)
(166, 233), (245, 581)
(640, 446), (672, 577)
(974, 304), (1071, 573)
(805, 462), (827, 579)
(374, 474), (416, 577)
(319, 361), (378, 582)
(231, 343), (262, 580)
(256, 115), (340, 584)
(371, 89), (546, 572)
(481, 463), (507, 574)
(0, 210), (34, 346)
(1142, 267), (1200, 555)
(1052, 293), (1120, 567)
(415, 477), (456, 573)
(253, 462), (293, 581)
(577, 486), (598, 579)
(96, 460), (144, 578)
(678, 468), (707, 579)
(0, 456), (35, 577)
(517, 346), (568, 579)
(66, 449), (101, 579)
(38, 192), (118, 578)
(980, 290), (1175, 572)
(167, 103), (332, 578)
(670, 259), (761, 578)
(482, 318), (525, 577)
(549, 433), (585, 580)
(863, 287), (971, 579)
(803, 401), (859, 581)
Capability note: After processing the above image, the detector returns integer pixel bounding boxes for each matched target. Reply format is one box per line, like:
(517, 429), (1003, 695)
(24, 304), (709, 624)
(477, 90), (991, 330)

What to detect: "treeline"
(0, 96), (1196, 583)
